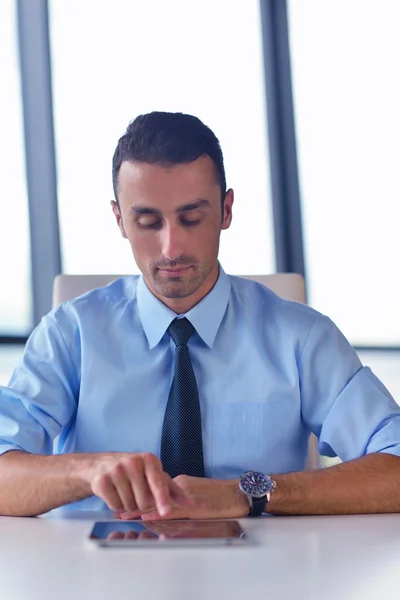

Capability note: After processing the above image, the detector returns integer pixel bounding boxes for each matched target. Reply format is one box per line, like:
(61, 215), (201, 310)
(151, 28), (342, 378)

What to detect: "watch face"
(240, 471), (272, 498)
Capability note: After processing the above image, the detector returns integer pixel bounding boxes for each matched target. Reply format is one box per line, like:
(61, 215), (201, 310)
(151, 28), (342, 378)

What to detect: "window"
(0, 0), (32, 335)
(289, 0), (400, 345)
(49, 0), (274, 277)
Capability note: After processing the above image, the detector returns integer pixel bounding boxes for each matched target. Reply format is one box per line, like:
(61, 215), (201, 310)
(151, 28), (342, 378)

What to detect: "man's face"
(111, 156), (233, 311)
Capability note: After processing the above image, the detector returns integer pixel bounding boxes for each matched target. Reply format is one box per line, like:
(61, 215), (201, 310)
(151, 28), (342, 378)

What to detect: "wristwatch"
(239, 470), (277, 517)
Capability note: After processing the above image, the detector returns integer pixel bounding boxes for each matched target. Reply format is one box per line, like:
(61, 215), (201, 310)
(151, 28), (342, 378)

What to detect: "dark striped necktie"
(160, 317), (205, 478)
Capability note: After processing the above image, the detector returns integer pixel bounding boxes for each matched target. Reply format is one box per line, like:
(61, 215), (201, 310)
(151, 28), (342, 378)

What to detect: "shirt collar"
(137, 264), (231, 349)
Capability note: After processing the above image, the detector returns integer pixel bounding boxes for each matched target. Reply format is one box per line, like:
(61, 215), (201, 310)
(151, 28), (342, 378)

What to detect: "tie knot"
(168, 318), (195, 346)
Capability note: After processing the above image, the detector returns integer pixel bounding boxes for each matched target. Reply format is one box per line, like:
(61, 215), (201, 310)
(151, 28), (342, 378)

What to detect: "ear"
(221, 189), (234, 230)
(111, 200), (128, 238)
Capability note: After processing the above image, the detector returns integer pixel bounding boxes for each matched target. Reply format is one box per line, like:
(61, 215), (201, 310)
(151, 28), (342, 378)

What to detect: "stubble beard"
(151, 262), (214, 299)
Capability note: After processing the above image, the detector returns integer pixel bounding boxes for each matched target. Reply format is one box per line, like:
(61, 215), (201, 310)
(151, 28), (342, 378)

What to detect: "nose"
(160, 222), (186, 261)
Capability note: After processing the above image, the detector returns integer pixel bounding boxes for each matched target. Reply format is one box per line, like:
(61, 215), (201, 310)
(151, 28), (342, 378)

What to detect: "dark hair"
(112, 111), (226, 208)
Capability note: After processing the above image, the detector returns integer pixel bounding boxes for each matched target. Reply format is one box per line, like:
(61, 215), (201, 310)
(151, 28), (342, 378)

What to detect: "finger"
(126, 457), (157, 514)
(124, 530), (138, 540)
(110, 464), (138, 513)
(93, 475), (124, 512)
(143, 457), (173, 516)
(115, 510), (142, 520)
(141, 507), (186, 521)
(141, 511), (162, 521)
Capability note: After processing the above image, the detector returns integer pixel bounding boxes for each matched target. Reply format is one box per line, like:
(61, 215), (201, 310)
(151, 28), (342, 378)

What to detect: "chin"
(155, 282), (195, 299)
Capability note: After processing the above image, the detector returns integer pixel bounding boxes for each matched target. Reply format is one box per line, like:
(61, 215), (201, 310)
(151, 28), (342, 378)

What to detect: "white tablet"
(88, 519), (248, 547)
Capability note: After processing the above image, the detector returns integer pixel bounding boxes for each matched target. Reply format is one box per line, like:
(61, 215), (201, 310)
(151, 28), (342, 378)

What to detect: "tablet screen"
(89, 519), (247, 546)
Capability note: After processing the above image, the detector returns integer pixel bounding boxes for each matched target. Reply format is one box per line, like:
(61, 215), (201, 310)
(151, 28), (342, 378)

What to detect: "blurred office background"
(1, 0), (399, 402)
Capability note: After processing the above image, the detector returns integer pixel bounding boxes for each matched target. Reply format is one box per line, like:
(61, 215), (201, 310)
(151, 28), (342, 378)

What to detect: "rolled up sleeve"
(0, 314), (78, 456)
(299, 314), (400, 461)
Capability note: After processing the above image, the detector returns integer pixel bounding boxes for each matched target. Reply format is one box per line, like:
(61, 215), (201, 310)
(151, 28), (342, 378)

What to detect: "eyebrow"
(130, 198), (211, 216)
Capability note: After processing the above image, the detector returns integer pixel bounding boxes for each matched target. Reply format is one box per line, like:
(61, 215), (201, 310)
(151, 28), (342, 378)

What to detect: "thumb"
(141, 506), (187, 521)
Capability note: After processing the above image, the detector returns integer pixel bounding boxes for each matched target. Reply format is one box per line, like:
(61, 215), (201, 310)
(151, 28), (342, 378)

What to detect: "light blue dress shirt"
(1, 266), (400, 511)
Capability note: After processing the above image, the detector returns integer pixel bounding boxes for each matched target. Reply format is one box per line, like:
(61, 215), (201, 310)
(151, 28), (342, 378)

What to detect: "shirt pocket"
(210, 399), (290, 477)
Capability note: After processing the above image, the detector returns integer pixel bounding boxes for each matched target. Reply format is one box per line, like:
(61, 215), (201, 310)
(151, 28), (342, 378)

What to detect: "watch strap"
(248, 492), (270, 517)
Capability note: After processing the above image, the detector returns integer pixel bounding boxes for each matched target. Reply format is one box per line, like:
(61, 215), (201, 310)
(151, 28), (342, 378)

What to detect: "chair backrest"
(53, 273), (306, 307)
(52, 272), (317, 470)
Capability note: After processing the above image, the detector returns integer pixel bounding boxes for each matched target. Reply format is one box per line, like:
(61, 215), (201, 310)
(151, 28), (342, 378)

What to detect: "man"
(0, 111), (399, 519)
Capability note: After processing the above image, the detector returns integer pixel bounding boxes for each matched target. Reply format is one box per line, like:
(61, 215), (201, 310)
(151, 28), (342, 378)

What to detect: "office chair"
(53, 273), (307, 306)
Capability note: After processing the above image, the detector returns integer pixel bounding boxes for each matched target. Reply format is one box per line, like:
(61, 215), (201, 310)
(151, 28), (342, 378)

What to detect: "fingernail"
(159, 504), (171, 516)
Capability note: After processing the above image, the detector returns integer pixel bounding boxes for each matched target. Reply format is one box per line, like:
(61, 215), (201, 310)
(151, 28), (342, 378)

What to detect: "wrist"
(232, 478), (252, 516)
(68, 452), (106, 492)
(262, 474), (286, 513)
(239, 470), (277, 516)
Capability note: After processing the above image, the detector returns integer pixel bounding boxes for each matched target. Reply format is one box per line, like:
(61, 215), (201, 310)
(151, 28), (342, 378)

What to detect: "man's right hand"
(86, 452), (190, 517)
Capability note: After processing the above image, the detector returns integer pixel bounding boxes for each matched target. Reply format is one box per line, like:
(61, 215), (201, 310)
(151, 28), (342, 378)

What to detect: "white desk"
(0, 511), (399, 600)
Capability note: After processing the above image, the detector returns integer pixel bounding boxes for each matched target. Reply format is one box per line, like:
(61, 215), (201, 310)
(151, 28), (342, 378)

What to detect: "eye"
(180, 217), (201, 227)
(136, 219), (162, 230)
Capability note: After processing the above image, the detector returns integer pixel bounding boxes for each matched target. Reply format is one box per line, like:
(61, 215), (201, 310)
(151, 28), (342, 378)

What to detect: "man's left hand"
(116, 476), (250, 521)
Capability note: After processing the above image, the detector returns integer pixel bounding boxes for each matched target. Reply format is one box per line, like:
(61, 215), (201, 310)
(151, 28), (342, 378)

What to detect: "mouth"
(158, 266), (193, 277)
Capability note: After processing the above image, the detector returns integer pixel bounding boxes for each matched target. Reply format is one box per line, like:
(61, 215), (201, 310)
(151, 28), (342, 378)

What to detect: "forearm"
(0, 450), (94, 517)
(267, 453), (400, 515)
